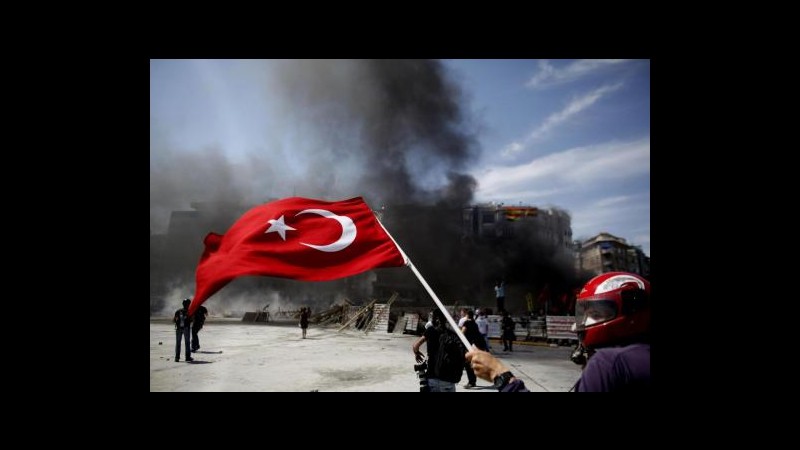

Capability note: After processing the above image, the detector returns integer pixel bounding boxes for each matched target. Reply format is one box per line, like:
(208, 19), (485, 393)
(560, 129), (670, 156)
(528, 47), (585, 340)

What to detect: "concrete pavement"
(150, 318), (582, 392)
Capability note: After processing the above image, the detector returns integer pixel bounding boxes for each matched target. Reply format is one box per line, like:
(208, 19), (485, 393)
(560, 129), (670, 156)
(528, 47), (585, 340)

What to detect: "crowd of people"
(170, 270), (650, 392)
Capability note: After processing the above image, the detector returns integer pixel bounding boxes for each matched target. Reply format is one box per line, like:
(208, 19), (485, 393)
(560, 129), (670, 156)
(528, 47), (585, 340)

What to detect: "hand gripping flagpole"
(375, 214), (473, 350)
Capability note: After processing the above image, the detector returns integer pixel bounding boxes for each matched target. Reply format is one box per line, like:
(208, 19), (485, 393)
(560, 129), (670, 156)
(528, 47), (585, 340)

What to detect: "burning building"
(370, 201), (580, 315)
(463, 203), (573, 249)
(458, 203), (579, 314)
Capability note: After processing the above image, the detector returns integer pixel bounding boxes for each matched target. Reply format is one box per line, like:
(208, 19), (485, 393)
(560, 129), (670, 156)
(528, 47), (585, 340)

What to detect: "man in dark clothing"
(299, 307), (310, 339)
(571, 342), (650, 391)
(466, 272), (651, 392)
(173, 299), (193, 362)
(500, 311), (516, 352)
(412, 308), (464, 392)
(191, 303), (208, 352)
(461, 309), (487, 388)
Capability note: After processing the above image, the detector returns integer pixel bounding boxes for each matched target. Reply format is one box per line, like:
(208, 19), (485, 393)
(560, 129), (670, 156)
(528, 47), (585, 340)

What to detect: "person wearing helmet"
(173, 298), (194, 362)
(465, 272), (650, 392)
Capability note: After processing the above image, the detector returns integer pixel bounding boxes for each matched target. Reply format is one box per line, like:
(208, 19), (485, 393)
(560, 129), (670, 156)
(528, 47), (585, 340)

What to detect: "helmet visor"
(574, 299), (618, 331)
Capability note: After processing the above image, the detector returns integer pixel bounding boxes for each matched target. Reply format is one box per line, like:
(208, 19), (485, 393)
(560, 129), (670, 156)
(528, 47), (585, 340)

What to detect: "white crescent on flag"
(295, 208), (357, 252)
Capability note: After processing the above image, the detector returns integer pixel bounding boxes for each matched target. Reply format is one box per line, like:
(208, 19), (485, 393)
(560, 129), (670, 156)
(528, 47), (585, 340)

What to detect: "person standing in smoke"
(191, 302), (208, 352)
(494, 279), (506, 313)
(475, 309), (491, 352)
(300, 307), (310, 339)
(173, 299), (193, 362)
(460, 309), (487, 388)
(501, 310), (516, 352)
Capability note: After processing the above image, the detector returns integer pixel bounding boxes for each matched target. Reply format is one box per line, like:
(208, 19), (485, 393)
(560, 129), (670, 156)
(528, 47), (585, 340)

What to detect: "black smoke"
(150, 59), (582, 316)
(269, 59), (479, 207)
(150, 60), (480, 314)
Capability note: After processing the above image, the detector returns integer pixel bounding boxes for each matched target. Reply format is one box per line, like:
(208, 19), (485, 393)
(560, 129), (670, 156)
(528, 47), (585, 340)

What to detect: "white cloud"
(474, 137), (650, 256)
(526, 59), (629, 89)
(526, 83), (623, 142)
(595, 195), (632, 208)
(477, 136), (650, 200)
(571, 195), (650, 255)
(500, 141), (524, 158)
(498, 83), (623, 160)
(564, 138), (649, 184)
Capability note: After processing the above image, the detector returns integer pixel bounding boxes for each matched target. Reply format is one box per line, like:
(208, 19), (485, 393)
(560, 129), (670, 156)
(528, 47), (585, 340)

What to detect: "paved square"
(150, 319), (582, 392)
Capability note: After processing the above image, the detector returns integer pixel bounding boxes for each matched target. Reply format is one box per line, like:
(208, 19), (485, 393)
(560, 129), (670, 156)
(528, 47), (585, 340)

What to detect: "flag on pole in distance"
(189, 197), (407, 316)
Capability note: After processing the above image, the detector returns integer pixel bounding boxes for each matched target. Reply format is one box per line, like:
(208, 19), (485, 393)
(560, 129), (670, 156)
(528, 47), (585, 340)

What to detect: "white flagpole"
(374, 213), (473, 350)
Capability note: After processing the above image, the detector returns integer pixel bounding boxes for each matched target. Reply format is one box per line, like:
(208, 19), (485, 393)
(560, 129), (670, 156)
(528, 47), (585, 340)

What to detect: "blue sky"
(444, 59), (650, 255)
(150, 59), (649, 255)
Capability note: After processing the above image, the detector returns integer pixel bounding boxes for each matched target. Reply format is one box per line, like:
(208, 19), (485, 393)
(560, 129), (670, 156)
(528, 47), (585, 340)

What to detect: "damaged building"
(152, 199), (582, 317)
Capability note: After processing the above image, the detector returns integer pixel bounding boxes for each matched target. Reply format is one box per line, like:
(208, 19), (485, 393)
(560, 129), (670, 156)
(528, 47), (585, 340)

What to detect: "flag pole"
(374, 213), (473, 350)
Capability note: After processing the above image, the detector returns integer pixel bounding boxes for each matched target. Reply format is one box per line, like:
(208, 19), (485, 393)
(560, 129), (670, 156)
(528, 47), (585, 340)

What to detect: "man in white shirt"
(475, 310), (491, 352)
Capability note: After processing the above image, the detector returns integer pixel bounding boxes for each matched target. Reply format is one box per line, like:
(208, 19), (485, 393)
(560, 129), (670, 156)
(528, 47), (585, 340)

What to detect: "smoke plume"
(151, 59), (582, 316)
(150, 60), (481, 314)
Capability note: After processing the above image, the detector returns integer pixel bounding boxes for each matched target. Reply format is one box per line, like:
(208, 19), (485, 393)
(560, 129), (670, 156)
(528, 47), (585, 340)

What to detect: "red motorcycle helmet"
(574, 272), (650, 349)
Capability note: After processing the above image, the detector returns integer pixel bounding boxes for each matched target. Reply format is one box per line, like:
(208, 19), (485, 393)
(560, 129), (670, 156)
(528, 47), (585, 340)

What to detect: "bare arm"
(465, 347), (512, 382)
(412, 336), (427, 363)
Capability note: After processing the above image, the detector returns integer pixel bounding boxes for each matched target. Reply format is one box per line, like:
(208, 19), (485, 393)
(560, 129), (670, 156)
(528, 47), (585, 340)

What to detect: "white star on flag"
(265, 215), (296, 241)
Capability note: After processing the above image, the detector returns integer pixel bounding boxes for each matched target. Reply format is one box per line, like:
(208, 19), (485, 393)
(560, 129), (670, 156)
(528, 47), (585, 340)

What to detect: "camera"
(570, 344), (587, 366)
(414, 360), (429, 392)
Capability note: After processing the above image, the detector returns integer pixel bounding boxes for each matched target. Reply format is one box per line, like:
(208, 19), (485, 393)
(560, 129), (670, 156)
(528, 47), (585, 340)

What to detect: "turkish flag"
(189, 197), (406, 315)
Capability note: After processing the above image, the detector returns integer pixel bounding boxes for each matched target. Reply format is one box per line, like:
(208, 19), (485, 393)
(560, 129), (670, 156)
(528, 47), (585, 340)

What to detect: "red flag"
(189, 197), (406, 315)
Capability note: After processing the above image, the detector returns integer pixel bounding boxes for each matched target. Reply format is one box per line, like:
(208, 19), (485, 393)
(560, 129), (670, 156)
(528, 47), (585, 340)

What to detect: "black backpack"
(434, 328), (465, 383)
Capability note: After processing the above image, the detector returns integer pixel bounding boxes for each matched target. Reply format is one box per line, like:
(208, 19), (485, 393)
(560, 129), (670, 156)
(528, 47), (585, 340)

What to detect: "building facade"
(463, 203), (573, 250)
(576, 232), (650, 277)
